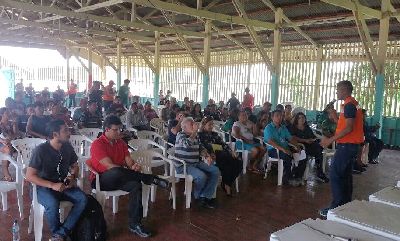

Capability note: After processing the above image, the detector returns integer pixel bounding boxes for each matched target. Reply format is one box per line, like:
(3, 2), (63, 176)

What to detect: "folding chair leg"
(242, 151), (249, 174)
(1, 192), (7, 211)
(185, 177), (193, 209)
(17, 185), (24, 219)
(28, 204), (33, 234)
(34, 206), (44, 241)
(277, 160), (284, 186)
(171, 182), (176, 210)
(150, 185), (157, 203)
(142, 184), (151, 217)
(112, 196), (119, 214)
(235, 178), (239, 193)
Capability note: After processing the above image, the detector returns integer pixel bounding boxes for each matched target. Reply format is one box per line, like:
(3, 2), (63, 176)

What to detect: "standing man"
(118, 79), (131, 108)
(242, 87), (254, 111)
(226, 92), (240, 111)
(26, 120), (87, 241)
(102, 80), (116, 112)
(89, 115), (169, 238)
(68, 80), (78, 108)
(88, 81), (103, 115)
(319, 80), (364, 217)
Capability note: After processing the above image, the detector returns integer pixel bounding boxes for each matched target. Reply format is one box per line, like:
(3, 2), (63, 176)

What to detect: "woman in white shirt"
(232, 110), (266, 173)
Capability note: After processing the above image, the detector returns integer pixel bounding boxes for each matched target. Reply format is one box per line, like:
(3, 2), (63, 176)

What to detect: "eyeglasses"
(110, 128), (123, 132)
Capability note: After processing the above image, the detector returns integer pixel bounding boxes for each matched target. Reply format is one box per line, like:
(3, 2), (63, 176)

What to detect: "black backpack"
(70, 195), (107, 241)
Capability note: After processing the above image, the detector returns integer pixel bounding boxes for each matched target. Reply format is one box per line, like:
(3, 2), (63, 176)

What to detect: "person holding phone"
(26, 120), (87, 241)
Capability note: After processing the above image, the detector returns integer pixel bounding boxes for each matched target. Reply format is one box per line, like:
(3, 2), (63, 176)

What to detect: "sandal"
(1, 175), (14, 182)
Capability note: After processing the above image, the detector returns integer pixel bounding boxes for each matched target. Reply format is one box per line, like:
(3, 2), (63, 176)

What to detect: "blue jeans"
(37, 186), (87, 238)
(177, 162), (220, 199)
(329, 143), (359, 209)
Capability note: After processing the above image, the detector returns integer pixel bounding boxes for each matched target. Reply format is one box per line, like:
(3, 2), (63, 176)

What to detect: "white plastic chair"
(128, 139), (167, 202)
(30, 183), (72, 241)
(11, 138), (46, 195)
(78, 128), (103, 143)
(137, 130), (163, 143)
(149, 118), (167, 136)
(85, 160), (131, 215)
(233, 139), (249, 174)
(312, 127), (335, 174)
(167, 148), (193, 209)
(131, 150), (177, 211)
(0, 152), (23, 219)
(69, 135), (91, 188)
(263, 143), (285, 186)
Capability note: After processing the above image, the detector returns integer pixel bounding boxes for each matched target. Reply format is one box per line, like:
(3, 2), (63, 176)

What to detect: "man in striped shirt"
(175, 117), (220, 208)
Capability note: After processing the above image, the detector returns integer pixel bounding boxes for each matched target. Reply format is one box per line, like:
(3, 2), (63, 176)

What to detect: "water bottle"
(12, 220), (20, 241)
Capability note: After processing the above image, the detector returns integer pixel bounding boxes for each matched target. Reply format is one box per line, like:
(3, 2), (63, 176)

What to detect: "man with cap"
(242, 87), (254, 111)
(118, 79), (131, 108)
(103, 80), (116, 112)
(227, 92), (240, 111)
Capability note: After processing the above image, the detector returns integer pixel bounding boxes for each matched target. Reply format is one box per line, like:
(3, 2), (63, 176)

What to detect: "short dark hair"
(46, 119), (66, 139)
(337, 80), (353, 93)
(276, 104), (284, 111)
(292, 112), (307, 127)
(271, 110), (283, 117)
(115, 96), (121, 99)
(103, 115), (122, 131)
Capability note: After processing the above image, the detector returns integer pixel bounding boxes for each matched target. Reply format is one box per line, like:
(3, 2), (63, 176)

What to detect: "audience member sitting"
(254, 113), (270, 137)
(227, 92), (240, 111)
(88, 115), (169, 238)
(232, 110), (266, 173)
(289, 112), (329, 183)
(275, 104), (284, 112)
(283, 104), (293, 126)
(167, 111), (186, 145)
(17, 104), (34, 132)
(143, 101), (158, 122)
(362, 109), (383, 164)
(26, 120), (87, 241)
(222, 108), (239, 133)
(181, 97), (191, 112)
(321, 105), (338, 138)
(102, 80), (116, 112)
(244, 107), (257, 124)
(26, 101), (52, 139)
(161, 100), (171, 121)
(72, 98), (88, 123)
(0, 108), (23, 182)
(51, 103), (73, 127)
(175, 117), (219, 208)
(257, 101), (272, 121)
(79, 100), (103, 129)
(190, 103), (203, 122)
(14, 92), (26, 115)
(126, 102), (149, 131)
(107, 96), (126, 116)
(264, 110), (307, 186)
(199, 116), (242, 196)
(204, 104), (221, 121)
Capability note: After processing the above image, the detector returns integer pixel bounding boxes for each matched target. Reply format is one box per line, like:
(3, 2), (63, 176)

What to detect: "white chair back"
(69, 134), (91, 157)
(137, 130), (163, 142)
(11, 138), (46, 168)
(79, 128), (103, 142)
(128, 139), (166, 156)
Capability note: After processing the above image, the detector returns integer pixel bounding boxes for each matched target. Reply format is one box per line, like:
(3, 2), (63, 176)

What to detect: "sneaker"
(199, 197), (216, 209)
(152, 176), (171, 190)
(319, 207), (329, 218)
(369, 159), (379, 164)
(316, 172), (330, 183)
(129, 224), (152, 238)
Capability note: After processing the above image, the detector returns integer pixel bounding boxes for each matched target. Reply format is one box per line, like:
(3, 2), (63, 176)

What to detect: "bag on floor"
(70, 194), (107, 241)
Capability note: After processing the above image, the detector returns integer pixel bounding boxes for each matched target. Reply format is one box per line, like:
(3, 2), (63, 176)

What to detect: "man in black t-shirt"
(167, 111), (186, 144)
(26, 120), (87, 241)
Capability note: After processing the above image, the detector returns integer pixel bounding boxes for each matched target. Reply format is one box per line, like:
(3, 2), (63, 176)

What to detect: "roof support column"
(127, 57), (131, 79)
(246, 51), (253, 87)
(153, 31), (161, 106)
(271, 8), (282, 108)
(202, 20), (211, 108)
(88, 45), (93, 90)
(116, 37), (122, 91)
(313, 48), (323, 110)
(373, 0), (390, 137)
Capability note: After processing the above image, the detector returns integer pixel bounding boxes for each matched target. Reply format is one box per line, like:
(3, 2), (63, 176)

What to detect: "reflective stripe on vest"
(336, 96), (364, 144)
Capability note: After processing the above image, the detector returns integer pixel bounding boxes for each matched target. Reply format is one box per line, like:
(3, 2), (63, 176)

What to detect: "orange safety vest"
(336, 96), (364, 144)
(102, 85), (115, 101)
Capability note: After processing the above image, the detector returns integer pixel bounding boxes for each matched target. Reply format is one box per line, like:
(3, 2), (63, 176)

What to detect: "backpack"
(70, 195), (107, 241)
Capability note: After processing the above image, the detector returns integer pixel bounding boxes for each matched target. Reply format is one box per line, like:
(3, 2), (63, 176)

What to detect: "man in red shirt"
(89, 115), (170, 238)
(242, 87), (254, 110)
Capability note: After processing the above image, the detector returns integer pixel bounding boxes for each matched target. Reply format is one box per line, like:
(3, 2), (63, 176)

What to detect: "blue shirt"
(264, 122), (292, 150)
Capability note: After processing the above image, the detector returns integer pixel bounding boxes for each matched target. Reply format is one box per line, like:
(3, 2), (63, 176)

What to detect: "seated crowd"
(0, 84), (384, 240)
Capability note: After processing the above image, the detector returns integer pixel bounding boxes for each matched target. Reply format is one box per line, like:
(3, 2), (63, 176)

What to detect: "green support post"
(202, 74), (209, 108)
(271, 73), (279, 109)
(373, 73), (384, 137)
